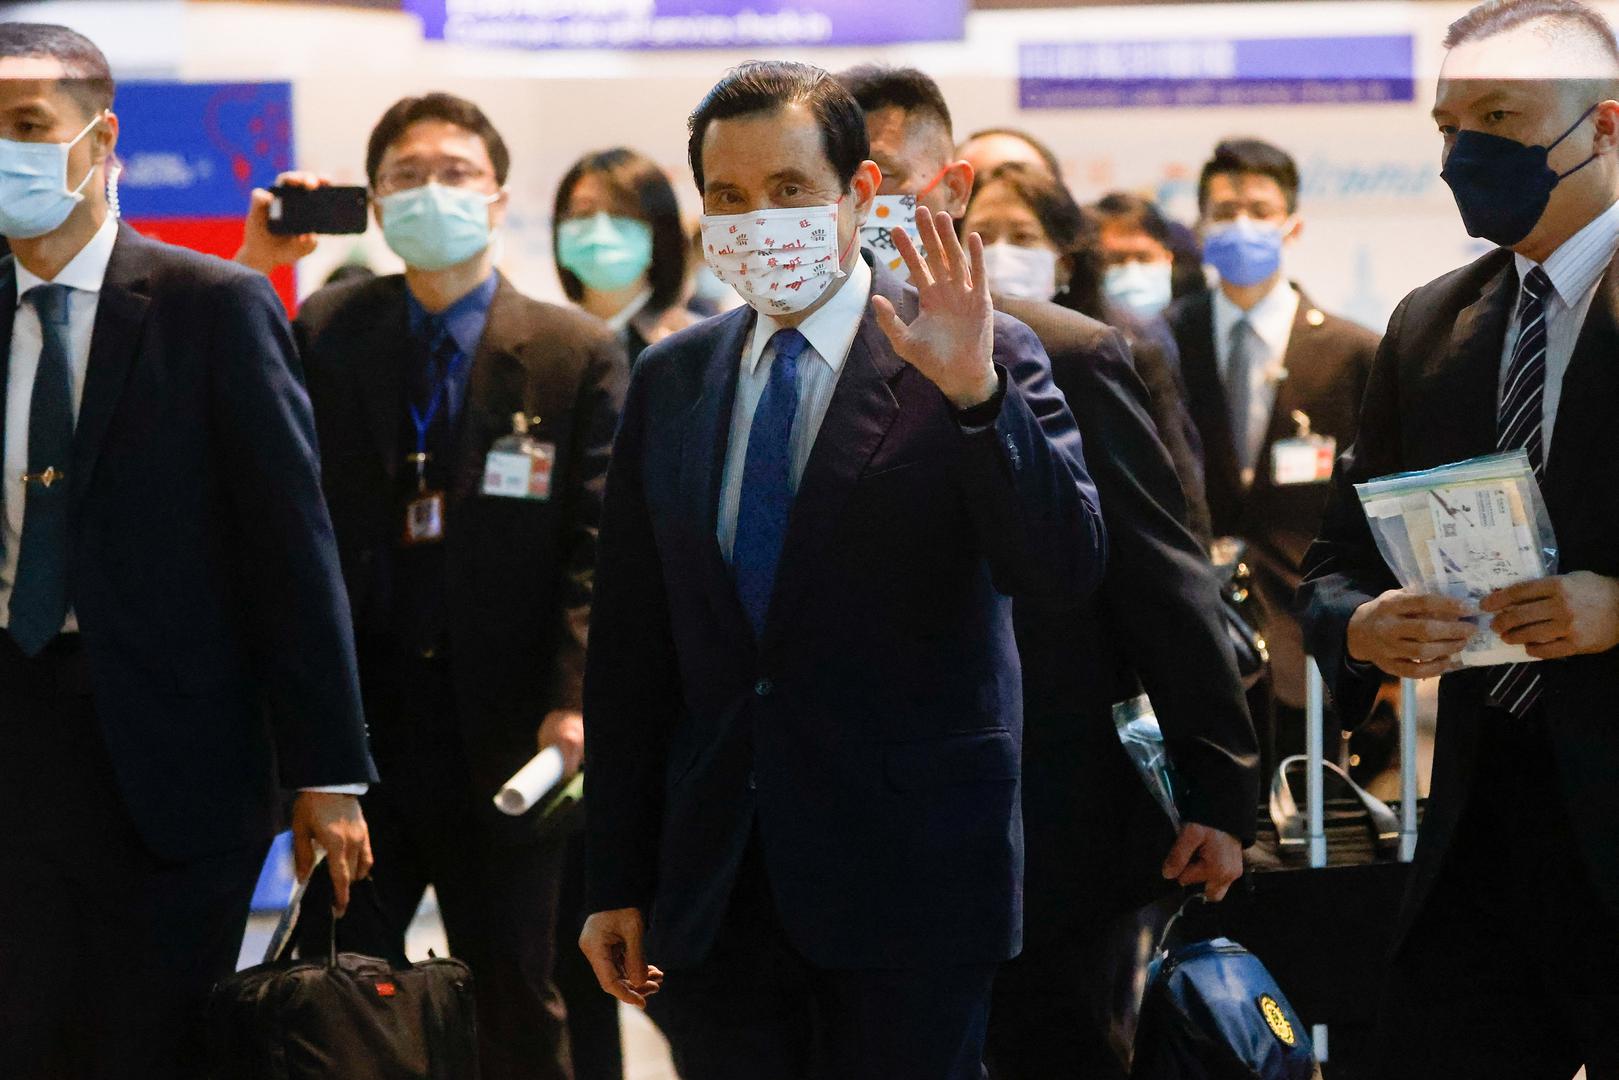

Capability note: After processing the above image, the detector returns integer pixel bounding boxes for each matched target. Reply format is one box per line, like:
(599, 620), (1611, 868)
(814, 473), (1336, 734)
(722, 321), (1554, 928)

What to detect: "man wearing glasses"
(237, 93), (628, 1080)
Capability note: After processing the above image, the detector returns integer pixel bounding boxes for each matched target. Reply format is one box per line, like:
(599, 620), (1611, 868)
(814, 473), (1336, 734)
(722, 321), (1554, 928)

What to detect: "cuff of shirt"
(300, 784), (369, 796)
(952, 366), (1008, 433)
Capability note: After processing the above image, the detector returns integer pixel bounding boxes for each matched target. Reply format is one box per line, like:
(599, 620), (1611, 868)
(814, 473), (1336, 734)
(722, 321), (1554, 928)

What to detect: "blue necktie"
(733, 328), (808, 638)
(9, 284), (75, 656)
(1489, 266), (1553, 718)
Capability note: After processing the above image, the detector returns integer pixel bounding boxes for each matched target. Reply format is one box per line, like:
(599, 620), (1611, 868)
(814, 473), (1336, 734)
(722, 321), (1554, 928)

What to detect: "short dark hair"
(961, 127), (1063, 179)
(687, 61), (868, 195)
(0, 22), (115, 118)
(1197, 138), (1301, 214)
(1092, 191), (1174, 248)
(1444, 0), (1619, 61)
(365, 93), (511, 188)
(553, 147), (688, 315)
(970, 162), (1108, 320)
(834, 65), (954, 137)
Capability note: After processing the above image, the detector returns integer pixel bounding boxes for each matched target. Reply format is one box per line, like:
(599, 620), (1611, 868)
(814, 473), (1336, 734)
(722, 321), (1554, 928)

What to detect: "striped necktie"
(1489, 265), (1553, 718)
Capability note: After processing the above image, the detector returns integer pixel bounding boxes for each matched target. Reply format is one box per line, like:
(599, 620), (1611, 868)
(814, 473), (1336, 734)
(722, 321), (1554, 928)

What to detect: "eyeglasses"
(374, 161), (491, 194)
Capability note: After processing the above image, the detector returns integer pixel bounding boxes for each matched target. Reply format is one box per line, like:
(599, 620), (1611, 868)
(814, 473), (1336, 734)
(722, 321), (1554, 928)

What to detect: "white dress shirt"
(1212, 277), (1301, 479)
(3, 218), (364, 796)
(1502, 198), (1619, 460)
(2, 214), (119, 635)
(717, 256), (872, 562)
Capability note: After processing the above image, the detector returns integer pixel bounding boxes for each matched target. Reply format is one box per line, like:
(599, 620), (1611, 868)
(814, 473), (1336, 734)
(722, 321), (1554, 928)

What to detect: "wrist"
(948, 364), (999, 410)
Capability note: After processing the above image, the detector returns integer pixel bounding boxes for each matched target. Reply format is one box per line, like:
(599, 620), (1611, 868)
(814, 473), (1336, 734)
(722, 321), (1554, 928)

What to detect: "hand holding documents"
(495, 746), (566, 816)
(1356, 451), (1560, 667)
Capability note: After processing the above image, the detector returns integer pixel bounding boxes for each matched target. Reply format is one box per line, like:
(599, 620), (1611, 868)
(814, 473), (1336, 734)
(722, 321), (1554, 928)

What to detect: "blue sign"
(1019, 35), (1415, 110)
(113, 81), (294, 220)
(404, 0), (965, 50)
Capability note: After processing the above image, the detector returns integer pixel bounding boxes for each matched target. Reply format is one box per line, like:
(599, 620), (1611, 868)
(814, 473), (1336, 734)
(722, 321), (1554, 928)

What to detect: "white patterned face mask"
(699, 202), (846, 316)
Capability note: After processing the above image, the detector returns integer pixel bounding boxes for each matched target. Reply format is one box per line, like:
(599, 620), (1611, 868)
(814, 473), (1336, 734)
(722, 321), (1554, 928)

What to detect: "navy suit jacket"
(0, 225), (374, 862)
(583, 260), (1105, 971)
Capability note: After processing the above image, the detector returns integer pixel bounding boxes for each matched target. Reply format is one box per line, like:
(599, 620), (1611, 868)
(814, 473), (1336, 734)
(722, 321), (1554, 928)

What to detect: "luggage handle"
(1302, 658), (1420, 869)
(261, 852), (402, 969)
(1269, 756), (1399, 850)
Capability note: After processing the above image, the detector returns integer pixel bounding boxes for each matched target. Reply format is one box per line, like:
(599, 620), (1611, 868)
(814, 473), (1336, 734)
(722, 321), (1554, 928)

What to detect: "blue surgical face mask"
(1103, 260), (1174, 320)
(1202, 217), (1288, 288)
(378, 182), (498, 272)
(557, 212), (654, 293)
(0, 113), (105, 240)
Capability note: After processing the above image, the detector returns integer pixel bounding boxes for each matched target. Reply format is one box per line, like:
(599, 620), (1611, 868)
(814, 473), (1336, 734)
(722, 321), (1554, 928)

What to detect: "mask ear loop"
(1551, 103), (1603, 181)
(64, 112), (109, 202)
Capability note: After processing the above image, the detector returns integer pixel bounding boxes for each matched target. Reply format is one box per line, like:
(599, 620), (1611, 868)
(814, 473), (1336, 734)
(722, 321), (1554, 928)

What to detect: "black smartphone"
(267, 185), (370, 236)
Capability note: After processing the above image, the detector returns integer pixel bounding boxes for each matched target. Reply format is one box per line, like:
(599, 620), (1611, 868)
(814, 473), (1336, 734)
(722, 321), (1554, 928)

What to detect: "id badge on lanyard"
(1270, 410), (1336, 487)
(482, 413), (556, 501)
(402, 352), (464, 546)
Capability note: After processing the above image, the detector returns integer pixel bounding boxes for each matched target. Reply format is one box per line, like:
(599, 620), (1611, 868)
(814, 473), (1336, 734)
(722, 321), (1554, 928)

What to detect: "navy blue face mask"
(1441, 104), (1600, 247)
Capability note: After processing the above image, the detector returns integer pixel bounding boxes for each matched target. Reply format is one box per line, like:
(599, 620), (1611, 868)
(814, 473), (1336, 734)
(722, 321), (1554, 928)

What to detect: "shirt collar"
(14, 214), (119, 303)
(1212, 276), (1300, 358)
(745, 255), (872, 376)
(1514, 198), (1619, 308)
(407, 271), (500, 358)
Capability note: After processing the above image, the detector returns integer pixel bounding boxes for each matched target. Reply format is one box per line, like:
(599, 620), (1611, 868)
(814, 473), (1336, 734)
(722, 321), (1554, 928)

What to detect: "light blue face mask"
(0, 113), (105, 240)
(1202, 217), (1287, 289)
(378, 182), (498, 272)
(557, 212), (654, 293)
(1103, 260), (1174, 320)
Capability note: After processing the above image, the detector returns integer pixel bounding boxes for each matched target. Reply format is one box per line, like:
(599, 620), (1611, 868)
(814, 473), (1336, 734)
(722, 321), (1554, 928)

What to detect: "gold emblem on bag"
(1257, 994), (1297, 1046)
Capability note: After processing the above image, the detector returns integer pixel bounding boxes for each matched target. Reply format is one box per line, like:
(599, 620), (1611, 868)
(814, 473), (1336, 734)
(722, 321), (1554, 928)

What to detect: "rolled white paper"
(494, 746), (566, 816)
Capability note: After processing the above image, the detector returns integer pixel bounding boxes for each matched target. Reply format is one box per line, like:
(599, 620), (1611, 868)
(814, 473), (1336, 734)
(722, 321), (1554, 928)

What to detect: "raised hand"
(234, 170), (328, 276)
(871, 208), (999, 410)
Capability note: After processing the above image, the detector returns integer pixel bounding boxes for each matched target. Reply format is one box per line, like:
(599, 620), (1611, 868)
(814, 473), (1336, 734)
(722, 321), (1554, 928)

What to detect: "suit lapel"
(0, 259), (14, 547)
(1427, 254), (1516, 466)
(1180, 291), (1245, 517)
(355, 279), (411, 479)
(1266, 291), (1326, 450)
(450, 275), (528, 504)
(760, 276), (904, 654)
(1546, 250), (1619, 516)
(679, 306), (755, 648)
(70, 225), (152, 513)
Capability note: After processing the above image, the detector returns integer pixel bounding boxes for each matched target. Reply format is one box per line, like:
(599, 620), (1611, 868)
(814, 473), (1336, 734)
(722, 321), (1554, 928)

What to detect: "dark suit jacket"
(584, 261), (1105, 971)
(0, 225), (374, 861)
(1166, 286), (1379, 705)
(998, 297), (1258, 931)
(295, 273), (627, 818)
(1300, 248), (1619, 940)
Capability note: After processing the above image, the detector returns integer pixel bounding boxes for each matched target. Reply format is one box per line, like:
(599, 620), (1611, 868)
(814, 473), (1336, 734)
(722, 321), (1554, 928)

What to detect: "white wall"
(16, 0), (1619, 324)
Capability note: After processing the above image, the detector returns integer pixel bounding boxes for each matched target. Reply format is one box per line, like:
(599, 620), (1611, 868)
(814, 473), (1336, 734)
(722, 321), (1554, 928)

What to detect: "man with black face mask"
(1301, 1), (1619, 1075)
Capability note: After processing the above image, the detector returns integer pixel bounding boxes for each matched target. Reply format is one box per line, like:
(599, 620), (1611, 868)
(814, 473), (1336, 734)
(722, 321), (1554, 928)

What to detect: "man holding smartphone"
(237, 93), (628, 1080)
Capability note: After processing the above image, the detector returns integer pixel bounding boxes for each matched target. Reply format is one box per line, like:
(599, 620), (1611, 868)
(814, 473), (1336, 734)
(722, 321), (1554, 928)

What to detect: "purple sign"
(403, 0), (965, 50)
(1020, 35), (1415, 110)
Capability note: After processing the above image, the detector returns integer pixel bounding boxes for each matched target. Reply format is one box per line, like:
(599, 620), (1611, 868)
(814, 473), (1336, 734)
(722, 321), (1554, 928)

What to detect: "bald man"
(1301, 2), (1619, 1075)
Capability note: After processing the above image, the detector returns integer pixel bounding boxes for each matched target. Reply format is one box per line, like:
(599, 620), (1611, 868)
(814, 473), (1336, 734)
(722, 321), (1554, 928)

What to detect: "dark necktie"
(1227, 318), (1262, 480)
(733, 328), (808, 638)
(411, 317), (463, 480)
(1489, 265), (1553, 718)
(8, 284), (75, 656)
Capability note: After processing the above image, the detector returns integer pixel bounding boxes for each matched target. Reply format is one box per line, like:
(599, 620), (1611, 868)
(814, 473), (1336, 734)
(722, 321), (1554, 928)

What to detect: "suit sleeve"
(1129, 330), (1214, 548)
(1298, 296), (1410, 721)
(207, 271), (375, 789)
(955, 313), (1107, 600)
(1074, 330), (1260, 843)
(547, 330), (631, 713)
(582, 361), (678, 914)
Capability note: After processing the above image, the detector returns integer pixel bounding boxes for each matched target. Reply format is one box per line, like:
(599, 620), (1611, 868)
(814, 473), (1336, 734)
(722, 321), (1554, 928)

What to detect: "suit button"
(755, 678), (774, 697)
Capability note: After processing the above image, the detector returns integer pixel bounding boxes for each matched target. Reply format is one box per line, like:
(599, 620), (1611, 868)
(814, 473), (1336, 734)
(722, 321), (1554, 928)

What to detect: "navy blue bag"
(1131, 908), (1321, 1080)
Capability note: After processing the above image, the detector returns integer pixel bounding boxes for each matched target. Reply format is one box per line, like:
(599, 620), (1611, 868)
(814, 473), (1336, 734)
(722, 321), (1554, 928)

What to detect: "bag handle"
(260, 853), (405, 969)
(1269, 755), (1400, 850)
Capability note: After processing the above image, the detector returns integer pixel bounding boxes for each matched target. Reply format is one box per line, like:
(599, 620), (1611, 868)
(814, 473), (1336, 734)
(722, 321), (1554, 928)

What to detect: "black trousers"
(1375, 707), (1619, 1080)
(648, 836), (997, 1080)
(556, 831), (625, 1080)
(0, 633), (267, 1080)
(296, 652), (572, 1080)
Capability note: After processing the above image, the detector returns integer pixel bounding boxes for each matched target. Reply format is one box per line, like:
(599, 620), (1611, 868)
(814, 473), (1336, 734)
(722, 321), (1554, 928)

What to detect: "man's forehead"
(1206, 172), (1284, 202)
(0, 56), (71, 82)
(383, 122), (486, 161)
(704, 104), (836, 183)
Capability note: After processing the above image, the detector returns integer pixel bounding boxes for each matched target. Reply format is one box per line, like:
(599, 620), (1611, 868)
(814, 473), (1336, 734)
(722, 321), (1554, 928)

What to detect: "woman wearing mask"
(553, 147), (695, 364)
(963, 164), (1210, 543)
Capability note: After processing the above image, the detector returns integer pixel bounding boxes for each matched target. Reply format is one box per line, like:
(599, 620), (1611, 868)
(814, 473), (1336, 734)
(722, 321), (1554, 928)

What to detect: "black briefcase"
(206, 875), (479, 1080)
